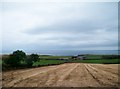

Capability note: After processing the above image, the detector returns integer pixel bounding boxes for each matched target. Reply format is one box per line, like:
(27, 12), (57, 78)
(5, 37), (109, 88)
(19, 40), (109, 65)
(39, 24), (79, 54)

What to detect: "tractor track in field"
(90, 64), (118, 75)
(84, 64), (103, 86)
(2, 63), (119, 87)
(3, 63), (73, 87)
(13, 63), (79, 87)
(85, 64), (118, 87)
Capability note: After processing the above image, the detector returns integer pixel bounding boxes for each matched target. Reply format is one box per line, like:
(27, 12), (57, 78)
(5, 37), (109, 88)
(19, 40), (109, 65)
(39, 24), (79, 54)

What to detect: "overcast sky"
(1, 1), (118, 54)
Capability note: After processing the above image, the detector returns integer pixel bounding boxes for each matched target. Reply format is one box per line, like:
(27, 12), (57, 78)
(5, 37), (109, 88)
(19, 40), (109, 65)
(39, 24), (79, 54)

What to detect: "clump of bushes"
(25, 54), (39, 67)
(3, 50), (26, 67)
(3, 50), (40, 69)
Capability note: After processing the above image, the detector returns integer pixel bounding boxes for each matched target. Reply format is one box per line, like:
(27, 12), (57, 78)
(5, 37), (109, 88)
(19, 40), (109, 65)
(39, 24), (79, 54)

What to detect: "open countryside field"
(2, 63), (119, 87)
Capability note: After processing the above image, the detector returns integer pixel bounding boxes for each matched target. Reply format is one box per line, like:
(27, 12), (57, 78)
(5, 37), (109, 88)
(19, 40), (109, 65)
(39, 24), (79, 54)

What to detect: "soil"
(2, 63), (119, 87)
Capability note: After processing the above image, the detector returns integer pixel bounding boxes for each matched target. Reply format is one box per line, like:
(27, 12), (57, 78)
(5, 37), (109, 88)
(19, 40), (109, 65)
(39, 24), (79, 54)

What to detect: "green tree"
(4, 50), (26, 67)
(25, 54), (39, 67)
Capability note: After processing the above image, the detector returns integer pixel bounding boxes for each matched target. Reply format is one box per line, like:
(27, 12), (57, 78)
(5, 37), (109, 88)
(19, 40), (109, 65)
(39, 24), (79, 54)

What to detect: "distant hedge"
(102, 55), (120, 59)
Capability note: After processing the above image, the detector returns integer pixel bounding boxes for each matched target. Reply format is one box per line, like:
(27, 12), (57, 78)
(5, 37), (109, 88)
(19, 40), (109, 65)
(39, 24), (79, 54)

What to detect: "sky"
(0, 0), (119, 54)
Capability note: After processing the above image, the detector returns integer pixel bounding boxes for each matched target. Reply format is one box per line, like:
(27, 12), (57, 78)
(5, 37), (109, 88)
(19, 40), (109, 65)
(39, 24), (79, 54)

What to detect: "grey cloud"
(27, 40), (117, 50)
(2, 2), (118, 54)
(25, 19), (117, 35)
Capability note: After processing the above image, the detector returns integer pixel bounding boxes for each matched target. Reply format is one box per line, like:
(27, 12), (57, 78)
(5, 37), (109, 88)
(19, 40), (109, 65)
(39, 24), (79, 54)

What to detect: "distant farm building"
(71, 55), (86, 60)
(59, 58), (69, 60)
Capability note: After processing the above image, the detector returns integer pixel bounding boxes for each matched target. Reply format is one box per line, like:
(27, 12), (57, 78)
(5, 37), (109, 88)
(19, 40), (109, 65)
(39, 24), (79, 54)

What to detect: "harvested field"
(2, 63), (119, 87)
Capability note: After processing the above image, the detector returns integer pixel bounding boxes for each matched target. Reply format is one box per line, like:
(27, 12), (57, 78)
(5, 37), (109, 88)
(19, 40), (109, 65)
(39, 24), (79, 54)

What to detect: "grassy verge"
(32, 59), (65, 67)
(32, 59), (120, 67)
(39, 55), (71, 60)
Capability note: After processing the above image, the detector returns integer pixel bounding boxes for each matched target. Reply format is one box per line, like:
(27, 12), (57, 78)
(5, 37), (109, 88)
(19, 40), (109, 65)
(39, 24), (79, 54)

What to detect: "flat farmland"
(2, 63), (119, 87)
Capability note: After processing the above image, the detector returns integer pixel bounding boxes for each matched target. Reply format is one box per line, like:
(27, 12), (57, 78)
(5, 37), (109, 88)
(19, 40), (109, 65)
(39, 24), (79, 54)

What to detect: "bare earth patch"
(2, 63), (119, 87)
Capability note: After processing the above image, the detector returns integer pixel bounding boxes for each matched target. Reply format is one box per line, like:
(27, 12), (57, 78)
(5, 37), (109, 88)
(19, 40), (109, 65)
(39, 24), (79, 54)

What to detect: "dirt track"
(2, 63), (119, 87)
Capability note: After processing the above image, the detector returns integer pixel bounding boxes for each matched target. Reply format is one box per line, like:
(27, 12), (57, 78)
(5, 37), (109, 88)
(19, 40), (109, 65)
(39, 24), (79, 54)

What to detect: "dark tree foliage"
(102, 55), (120, 59)
(25, 54), (39, 66)
(4, 50), (26, 67)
